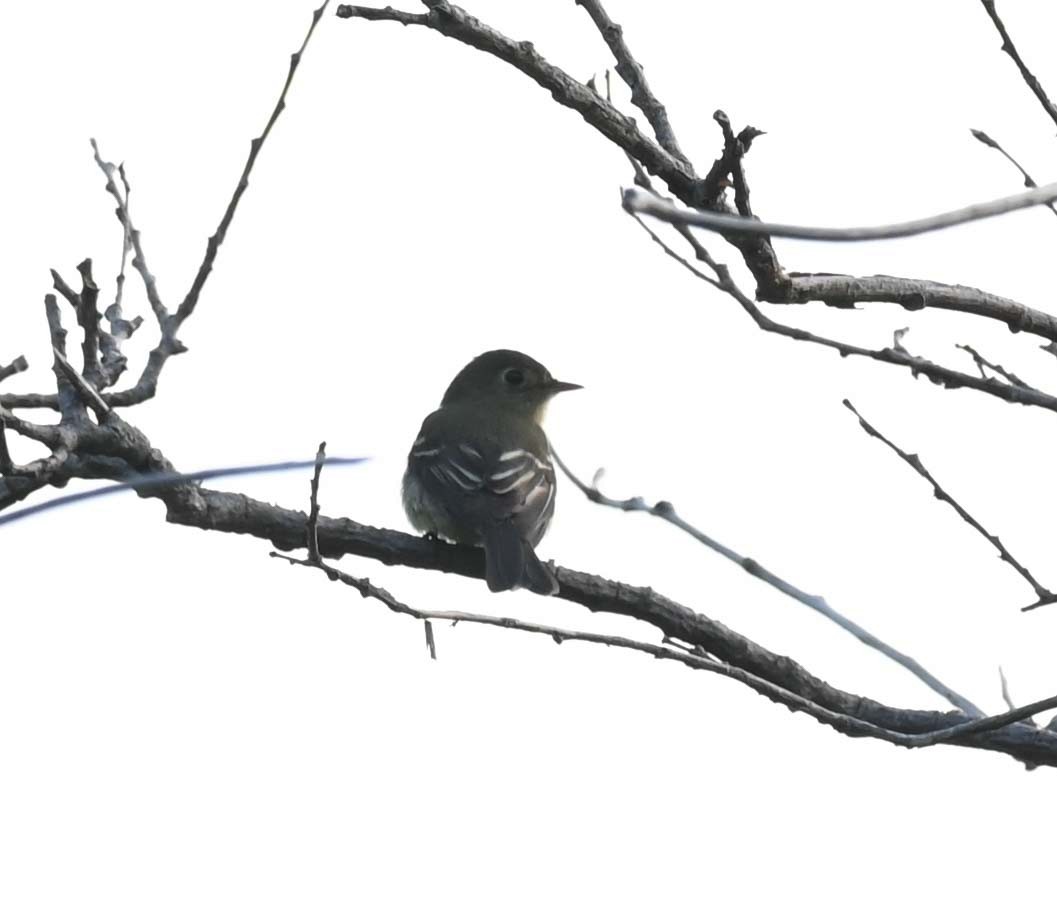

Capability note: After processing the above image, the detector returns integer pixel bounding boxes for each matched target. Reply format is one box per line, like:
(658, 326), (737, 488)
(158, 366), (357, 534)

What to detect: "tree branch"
(176, 0), (331, 324)
(573, 0), (691, 169)
(335, 0), (787, 288)
(843, 399), (1057, 611)
(628, 206), (1057, 415)
(779, 273), (1057, 342)
(623, 182), (1057, 243)
(274, 550), (1057, 750)
(0, 355), (27, 384)
(971, 128), (1057, 219)
(957, 342), (1034, 390)
(979, 0), (1057, 133)
(338, 1), (1057, 353)
(551, 450), (984, 716)
(150, 480), (1057, 766)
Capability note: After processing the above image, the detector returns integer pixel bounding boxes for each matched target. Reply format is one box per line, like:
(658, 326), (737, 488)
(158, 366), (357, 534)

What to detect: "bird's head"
(441, 349), (581, 420)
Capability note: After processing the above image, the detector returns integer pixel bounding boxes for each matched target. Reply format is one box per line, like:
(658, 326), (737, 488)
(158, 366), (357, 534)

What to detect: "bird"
(402, 349), (581, 595)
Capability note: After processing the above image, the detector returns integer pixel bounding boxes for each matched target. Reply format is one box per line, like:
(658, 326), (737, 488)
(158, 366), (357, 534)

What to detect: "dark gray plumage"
(402, 349), (581, 594)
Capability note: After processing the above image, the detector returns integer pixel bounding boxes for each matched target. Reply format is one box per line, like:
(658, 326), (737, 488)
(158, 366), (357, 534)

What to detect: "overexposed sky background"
(3, 1), (1057, 919)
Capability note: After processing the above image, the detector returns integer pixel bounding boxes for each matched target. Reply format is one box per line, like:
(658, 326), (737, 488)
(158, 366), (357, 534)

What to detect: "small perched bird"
(402, 349), (581, 595)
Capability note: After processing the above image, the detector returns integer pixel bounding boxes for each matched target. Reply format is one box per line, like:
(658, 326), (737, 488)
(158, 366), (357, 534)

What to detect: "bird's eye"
(503, 368), (525, 386)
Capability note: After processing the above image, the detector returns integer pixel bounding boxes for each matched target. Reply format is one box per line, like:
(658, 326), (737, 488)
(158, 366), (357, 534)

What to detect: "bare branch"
(979, 1), (1057, 133)
(552, 450), (984, 716)
(337, 3), (694, 193)
(780, 273), (1057, 342)
(273, 547), (1057, 751)
(573, 0), (691, 168)
(623, 181), (1057, 242)
(338, 1), (1057, 349)
(844, 400), (1057, 611)
(340, 2), (790, 290)
(3, 382), (1023, 762)
(629, 204), (1057, 414)
(41, 2), (335, 413)
(91, 140), (167, 325)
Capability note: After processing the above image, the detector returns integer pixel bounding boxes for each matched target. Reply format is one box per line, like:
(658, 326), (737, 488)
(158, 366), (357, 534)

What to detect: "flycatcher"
(402, 349), (581, 595)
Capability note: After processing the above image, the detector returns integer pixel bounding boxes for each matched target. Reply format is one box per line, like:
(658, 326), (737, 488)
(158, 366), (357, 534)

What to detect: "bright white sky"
(3, 1), (1057, 919)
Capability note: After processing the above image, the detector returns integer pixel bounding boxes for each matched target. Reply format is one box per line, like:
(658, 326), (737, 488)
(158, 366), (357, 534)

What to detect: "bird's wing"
(408, 436), (556, 545)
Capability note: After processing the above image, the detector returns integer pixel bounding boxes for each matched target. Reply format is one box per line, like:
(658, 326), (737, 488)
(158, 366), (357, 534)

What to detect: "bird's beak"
(547, 379), (583, 394)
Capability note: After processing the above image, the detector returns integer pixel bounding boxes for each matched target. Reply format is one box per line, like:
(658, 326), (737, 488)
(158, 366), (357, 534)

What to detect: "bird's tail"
(482, 522), (558, 595)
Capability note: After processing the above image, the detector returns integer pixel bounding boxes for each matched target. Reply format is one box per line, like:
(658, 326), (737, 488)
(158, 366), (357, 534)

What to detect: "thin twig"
(714, 110), (763, 218)
(51, 348), (111, 419)
(999, 666), (1037, 729)
(272, 549), (1057, 750)
(75, 258), (103, 386)
(114, 163), (133, 310)
(44, 295), (87, 426)
(424, 619), (437, 661)
(979, 1), (1057, 133)
(176, 0), (331, 324)
(0, 355), (28, 384)
(307, 441), (327, 562)
(844, 399), (1057, 611)
(957, 343), (1034, 390)
(552, 450), (984, 716)
(623, 182), (1057, 242)
(971, 129), (1057, 219)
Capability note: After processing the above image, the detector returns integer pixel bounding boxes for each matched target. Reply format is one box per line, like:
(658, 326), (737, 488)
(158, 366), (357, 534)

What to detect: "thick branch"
(780, 273), (1057, 341)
